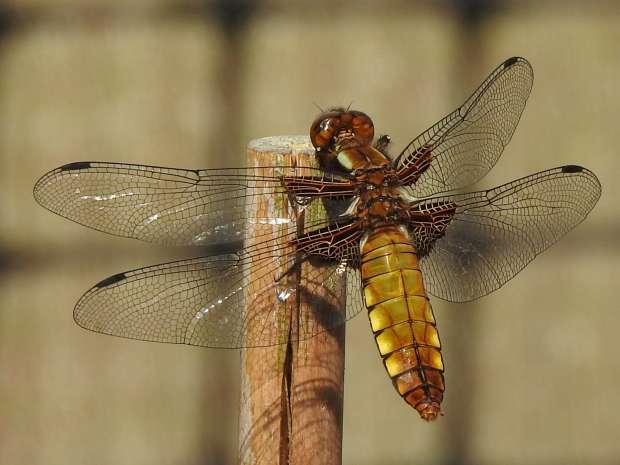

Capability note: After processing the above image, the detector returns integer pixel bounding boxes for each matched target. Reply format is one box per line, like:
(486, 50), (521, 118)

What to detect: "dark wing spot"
(61, 161), (92, 171)
(95, 272), (127, 288)
(504, 56), (519, 67)
(562, 165), (584, 174)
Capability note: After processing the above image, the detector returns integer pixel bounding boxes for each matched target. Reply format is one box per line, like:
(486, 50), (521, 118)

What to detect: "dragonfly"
(33, 57), (601, 421)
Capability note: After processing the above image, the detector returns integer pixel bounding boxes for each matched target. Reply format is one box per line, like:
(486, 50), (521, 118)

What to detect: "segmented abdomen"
(361, 225), (445, 421)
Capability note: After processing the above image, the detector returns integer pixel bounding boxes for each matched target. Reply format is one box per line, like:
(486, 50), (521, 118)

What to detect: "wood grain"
(239, 136), (346, 465)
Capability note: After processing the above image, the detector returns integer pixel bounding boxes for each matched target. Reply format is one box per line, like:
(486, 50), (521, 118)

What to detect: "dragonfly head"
(310, 108), (375, 170)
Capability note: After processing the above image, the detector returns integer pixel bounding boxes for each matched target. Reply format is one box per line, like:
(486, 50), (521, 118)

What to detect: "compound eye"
(310, 117), (339, 149)
(351, 112), (374, 144)
(319, 119), (334, 133)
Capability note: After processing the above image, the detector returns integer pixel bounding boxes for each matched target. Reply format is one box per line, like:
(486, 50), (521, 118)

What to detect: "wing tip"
(504, 56), (520, 67)
(560, 165), (601, 193)
(501, 57), (533, 80)
(503, 56), (529, 68)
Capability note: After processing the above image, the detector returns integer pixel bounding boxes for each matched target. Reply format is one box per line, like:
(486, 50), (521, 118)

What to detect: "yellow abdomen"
(361, 225), (445, 421)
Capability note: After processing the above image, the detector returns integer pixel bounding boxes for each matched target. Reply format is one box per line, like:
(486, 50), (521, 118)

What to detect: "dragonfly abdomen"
(360, 225), (445, 421)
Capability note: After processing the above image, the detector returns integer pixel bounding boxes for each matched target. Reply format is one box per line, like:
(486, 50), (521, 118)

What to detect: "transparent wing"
(73, 248), (364, 349)
(396, 57), (534, 197)
(33, 161), (352, 247)
(416, 166), (601, 302)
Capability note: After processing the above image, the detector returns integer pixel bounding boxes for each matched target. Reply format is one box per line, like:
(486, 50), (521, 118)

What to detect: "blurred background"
(0, 0), (618, 464)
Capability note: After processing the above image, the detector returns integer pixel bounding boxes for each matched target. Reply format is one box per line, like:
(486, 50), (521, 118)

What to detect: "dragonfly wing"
(413, 166), (601, 302)
(396, 57), (534, 197)
(74, 247), (363, 349)
(33, 161), (346, 247)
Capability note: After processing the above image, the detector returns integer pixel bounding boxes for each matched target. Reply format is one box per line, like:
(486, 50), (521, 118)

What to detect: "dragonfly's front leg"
(374, 134), (392, 153)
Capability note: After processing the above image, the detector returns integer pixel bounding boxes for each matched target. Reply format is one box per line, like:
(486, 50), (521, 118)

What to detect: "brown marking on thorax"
(352, 169), (410, 229)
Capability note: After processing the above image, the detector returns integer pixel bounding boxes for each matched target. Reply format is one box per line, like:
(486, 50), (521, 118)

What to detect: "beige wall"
(1, 2), (618, 465)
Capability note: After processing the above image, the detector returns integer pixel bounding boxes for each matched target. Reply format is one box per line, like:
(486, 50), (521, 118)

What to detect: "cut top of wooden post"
(247, 135), (315, 156)
(239, 136), (346, 465)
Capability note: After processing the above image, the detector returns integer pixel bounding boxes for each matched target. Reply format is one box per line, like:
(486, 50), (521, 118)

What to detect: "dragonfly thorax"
(357, 185), (410, 228)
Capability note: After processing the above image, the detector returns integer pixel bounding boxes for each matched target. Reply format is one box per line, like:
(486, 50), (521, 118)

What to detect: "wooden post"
(238, 136), (346, 465)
